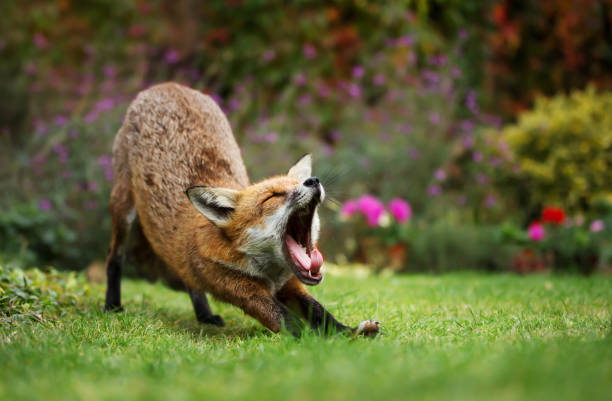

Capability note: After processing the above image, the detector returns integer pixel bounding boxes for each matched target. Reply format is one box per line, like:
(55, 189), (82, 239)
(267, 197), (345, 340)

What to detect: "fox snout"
(291, 176), (324, 210)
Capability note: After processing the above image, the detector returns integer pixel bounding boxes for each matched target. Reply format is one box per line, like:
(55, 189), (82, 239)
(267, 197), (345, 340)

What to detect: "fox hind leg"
(189, 290), (225, 326)
(104, 164), (134, 312)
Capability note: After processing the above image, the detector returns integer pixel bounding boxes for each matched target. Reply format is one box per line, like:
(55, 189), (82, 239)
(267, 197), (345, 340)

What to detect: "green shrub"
(404, 220), (516, 272)
(500, 88), (612, 216)
(0, 264), (89, 324)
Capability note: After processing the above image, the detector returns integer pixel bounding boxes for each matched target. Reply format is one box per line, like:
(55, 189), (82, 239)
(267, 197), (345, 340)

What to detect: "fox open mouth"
(283, 199), (324, 285)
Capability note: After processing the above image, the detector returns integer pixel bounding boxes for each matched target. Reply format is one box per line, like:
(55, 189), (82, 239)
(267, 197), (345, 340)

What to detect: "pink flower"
(389, 198), (411, 223)
(590, 220), (604, 233)
(164, 49), (180, 64)
(303, 43), (317, 59)
(263, 49), (276, 62)
(528, 222), (545, 242)
(434, 169), (446, 181)
(373, 73), (386, 86)
(427, 184), (442, 197)
(429, 112), (440, 125)
(347, 83), (361, 98)
(357, 195), (386, 227)
(38, 199), (51, 211)
(294, 73), (307, 86)
(33, 33), (47, 49)
(340, 200), (358, 218)
(352, 65), (365, 78)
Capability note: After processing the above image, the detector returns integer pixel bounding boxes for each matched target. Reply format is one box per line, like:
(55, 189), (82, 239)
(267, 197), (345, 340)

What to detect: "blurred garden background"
(1, 0), (611, 275)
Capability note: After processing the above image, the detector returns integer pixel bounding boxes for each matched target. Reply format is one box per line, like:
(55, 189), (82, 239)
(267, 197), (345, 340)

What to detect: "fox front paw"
(354, 320), (380, 338)
(199, 314), (226, 327)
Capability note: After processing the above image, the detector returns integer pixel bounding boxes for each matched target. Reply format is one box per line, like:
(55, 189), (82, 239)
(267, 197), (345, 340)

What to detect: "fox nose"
(303, 177), (320, 188)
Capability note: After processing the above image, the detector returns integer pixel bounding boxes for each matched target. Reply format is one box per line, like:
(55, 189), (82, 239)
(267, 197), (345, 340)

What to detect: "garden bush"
(0, 264), (89, 324)
(499, 87), (612, 216)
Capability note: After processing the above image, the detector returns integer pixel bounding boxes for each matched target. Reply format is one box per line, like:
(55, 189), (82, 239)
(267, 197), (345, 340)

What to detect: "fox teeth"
(308, 270), (313, 278)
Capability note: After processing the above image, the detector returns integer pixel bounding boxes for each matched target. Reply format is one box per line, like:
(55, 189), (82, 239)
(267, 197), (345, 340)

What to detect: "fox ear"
(287, 154), (312, 182)
(186, 186), (239, 226)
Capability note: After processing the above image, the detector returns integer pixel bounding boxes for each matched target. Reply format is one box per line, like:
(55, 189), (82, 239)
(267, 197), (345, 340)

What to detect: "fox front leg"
(277, 278), (380, 337)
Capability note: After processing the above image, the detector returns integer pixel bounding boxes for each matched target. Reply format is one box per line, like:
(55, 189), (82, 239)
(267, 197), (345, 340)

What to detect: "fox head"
(186, 154), (325, 286)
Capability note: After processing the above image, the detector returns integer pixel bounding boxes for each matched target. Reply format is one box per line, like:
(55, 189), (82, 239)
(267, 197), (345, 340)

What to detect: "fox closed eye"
(262, 192), (286, 204)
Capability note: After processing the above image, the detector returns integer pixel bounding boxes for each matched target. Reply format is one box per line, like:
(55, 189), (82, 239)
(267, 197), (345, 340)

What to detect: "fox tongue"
(285, 235), (311, 270)
(310, 248), (323, 274)
(285, 235), (324, 273)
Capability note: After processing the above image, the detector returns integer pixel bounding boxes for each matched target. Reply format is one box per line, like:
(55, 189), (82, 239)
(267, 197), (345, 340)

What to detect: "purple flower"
(24, 63), (37, 76)
(95, 98), (114, 112)
(389, 198), (411, 223)
(347, 83), (361, 98)
(228, 98), (241, 112)
(164, 49), (180, 64)
(427, 184), (442, 197)
(264, 131), (278, 143)
(373, 73), (386, 86)
(460, 120), (474, 132)
(357, 195), (386, 227)
(352, 65), (365, 78)
(34, 119), (47, 136)
(429, 112), (441, 125)
(485, 194), (497, 208)
(53, 115), (68, 127)
(84, 111), (99, 124)
(456, 195), (467, 206)
(451, 66), (462, 78)
(476, 173), (489, 185)
(98, 155), (112, 167)
(294, 73), (307, 86)
(33, 33), (47, 49)
(298, 94), (311, 107)
(38, 199), (51, 211)
(458, 28), (468, 40)
(472, 151), (483, 162)
(103, 64), (116, 78)
(303, 43), (317, 59)
(87, 181), (98, 192)
(317, 83), (331, 98)
(210, 93), (223, 106)
(263, 49), (276, 62)
(396, 35), (413, 47)
(434, 169), (446, 181)
(590, 220), (604, 232)
(465, 90), (479, 115)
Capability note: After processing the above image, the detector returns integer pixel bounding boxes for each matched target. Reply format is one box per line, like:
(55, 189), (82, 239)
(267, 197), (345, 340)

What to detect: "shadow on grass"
(88, 297), (270, 341)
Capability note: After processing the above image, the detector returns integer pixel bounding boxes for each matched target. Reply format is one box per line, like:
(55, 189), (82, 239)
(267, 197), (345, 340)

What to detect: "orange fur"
(107, 82), (311, 332)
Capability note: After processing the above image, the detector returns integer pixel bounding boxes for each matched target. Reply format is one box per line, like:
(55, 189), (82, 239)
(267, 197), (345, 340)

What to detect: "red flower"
(541, 206), (565, 225)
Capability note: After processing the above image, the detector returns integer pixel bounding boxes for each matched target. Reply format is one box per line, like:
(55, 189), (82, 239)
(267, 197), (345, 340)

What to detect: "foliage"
(0, 1), (610, 271)
(499, 88), (612, 216)
(0, 264), (89, 324)
(500, 206), (612, 274)
(1, 274), (610, 401)
(485, 1), (612, 115)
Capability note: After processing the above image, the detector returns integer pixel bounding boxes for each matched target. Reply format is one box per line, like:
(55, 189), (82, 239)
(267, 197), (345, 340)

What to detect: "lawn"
(1, 267), (611, 401)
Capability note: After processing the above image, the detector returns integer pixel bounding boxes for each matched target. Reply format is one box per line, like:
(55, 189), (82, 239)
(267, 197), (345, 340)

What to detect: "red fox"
(105, 82), (379, 337)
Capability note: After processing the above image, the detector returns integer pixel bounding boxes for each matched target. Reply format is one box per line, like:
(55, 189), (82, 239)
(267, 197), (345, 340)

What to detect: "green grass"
(1, 268), (611, 401)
